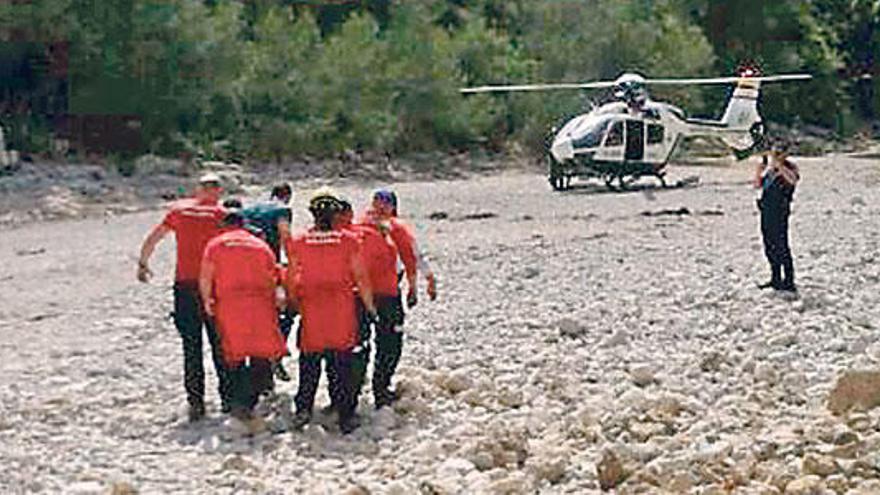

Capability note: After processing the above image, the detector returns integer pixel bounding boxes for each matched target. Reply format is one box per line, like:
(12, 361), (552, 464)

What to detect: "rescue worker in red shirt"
(137, 173), (231, 422)
(285, 188), (376, 434)
(384, 190), (438, 301)
(321, 198), (364, 414)
(358, 189), (421, 408)
(199, 209), (286, 429)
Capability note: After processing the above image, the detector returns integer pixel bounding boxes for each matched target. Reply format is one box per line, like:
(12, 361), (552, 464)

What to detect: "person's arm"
(277, 219), (291, 262)
(351, 251), (376, 316)
(753, 155), (767, 189)
(389, 223), (418, 306)
(776, 159), (799, 186)
(284, 245), (301, 312)
(199, 257), (216, 317)
(137, 223), (171, 282)
(414, 239), (437, 301)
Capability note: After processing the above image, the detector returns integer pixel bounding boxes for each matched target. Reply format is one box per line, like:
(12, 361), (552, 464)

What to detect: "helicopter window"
(605, 121), (624, 146)
(571, 119), (611, 149)
(647, 124), (664, 144)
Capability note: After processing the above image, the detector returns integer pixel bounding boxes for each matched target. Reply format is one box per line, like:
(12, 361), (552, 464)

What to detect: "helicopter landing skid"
(552, 170), (693, 192)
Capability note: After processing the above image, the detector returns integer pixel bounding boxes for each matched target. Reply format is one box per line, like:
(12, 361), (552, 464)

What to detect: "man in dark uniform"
(137, 173), (231, 421)
(755, 139), (800, 293)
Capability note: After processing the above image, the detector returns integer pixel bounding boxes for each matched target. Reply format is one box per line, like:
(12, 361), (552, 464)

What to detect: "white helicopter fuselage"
(460, 71), (808, 190)
(550, 79), (763, 171)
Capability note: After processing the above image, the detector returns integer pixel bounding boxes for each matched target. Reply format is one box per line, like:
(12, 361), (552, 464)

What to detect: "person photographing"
(755, 139), (800, 293)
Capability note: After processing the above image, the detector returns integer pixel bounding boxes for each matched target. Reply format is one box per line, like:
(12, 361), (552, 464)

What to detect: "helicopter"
(461, 69), (812, 191)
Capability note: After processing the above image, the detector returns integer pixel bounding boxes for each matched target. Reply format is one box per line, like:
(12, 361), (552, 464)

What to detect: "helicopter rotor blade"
(460, 81), (615, 94)
(644, 74), (813, 85)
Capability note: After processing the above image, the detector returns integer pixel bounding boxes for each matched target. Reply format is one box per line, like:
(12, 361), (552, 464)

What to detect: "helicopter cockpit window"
(647, 124), (664, 144)
(571, 118), (611, 149)
(605, 121), (624, 146)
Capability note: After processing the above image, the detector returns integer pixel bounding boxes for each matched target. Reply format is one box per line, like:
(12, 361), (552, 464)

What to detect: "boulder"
(827, 371), (880, 415)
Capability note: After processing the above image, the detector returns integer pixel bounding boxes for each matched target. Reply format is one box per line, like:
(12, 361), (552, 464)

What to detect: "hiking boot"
(778, 282), (798, 294)
(273, 361), (292, 382)
(339, 413), (361, 435)
(374, 389), (401, 410)
(289, 410), (312, 431)
(188, 403), (206, 422)
(756, 280), (782, 290)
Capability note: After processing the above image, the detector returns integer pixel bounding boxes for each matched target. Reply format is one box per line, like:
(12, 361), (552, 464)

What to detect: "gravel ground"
(2, 154), (880, 494)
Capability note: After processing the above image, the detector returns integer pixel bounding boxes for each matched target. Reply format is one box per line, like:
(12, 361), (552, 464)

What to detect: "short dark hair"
(222, 198), (243, 209)
(767, 135), (794, 155)
(271, 183), (292, 201)
(221, 209), (245, 227)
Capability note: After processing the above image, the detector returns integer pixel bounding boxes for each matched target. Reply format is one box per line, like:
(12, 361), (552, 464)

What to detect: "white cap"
(198, 172), (222, 185)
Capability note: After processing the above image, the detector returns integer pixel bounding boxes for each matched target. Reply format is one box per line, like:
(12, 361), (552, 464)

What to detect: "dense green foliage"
(0, 0), (876, 160)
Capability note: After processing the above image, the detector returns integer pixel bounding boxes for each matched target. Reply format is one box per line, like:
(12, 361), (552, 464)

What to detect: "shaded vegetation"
(0, 0), (876, 161)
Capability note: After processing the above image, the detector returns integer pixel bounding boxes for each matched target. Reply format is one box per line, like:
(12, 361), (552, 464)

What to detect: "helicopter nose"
(550, 137), (574, 162)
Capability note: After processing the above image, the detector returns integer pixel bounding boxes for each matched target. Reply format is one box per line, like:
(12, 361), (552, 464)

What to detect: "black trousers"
(371, 295), (405, 401)
(279, 308), (295, 341)
(228, 358), (273, 415)
(759, 188), (794, 287)
(295, 349), (365, 421)
(173, 283), (231, 408)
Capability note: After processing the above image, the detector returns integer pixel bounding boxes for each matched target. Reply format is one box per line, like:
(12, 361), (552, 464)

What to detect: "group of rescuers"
(137, 178), (437, 434)
(134, 138), (799, 435)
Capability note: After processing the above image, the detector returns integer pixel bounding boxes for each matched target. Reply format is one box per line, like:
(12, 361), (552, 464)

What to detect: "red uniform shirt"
(389, 217), (418, 280)
(203, 229), (284, 365)
(162, 198), (225, 282)
(354, 222), (400, 296)
(286, 228), (361, 353)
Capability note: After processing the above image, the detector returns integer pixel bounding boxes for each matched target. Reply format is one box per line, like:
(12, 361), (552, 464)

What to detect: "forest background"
(0, 0), (877, 166)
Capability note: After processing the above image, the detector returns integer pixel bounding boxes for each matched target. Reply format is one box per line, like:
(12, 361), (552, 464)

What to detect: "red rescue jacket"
(285, 228), (361, 353)
(203, 229), (285, 365)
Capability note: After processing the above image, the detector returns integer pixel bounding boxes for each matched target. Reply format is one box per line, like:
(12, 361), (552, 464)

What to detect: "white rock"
(600, 329), (629, 348)
(437, 457), (476, 478)
(630, 365), (656, 387)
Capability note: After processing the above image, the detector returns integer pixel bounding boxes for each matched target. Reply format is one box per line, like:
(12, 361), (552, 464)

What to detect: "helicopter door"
(643, 123), (666, 164)
(624, 120), (644, 161)
(595, 120), (625, 162)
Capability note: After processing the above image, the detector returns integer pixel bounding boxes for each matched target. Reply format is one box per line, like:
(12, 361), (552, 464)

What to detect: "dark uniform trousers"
(370, 294), (405, 403)
(294, 349), (365, 422)
(295, 296), (372, 416)
(303, 294), (402, 414)
(173, 282), (231, 409)
(228, 358), (273, 415)
(759, 184), (795, 287)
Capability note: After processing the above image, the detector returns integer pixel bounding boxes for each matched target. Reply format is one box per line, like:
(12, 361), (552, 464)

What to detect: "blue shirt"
(241, 202), (291, 258)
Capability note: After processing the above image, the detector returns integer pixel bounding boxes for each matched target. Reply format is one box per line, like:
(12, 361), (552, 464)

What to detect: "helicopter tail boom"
(683, 78), (764, 153)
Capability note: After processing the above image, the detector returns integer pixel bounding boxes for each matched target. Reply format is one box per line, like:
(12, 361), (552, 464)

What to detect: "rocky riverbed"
(1, 152), (880, 493)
